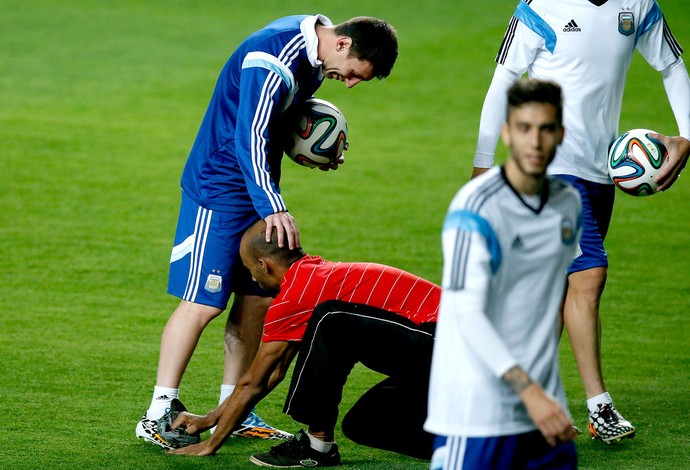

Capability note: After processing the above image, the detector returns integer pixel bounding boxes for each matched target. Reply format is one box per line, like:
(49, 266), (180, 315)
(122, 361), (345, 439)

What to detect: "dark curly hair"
(335, 16), (398, 79)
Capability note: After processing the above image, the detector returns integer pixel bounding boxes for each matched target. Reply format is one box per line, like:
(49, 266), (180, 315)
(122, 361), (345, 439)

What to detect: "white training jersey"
(424, 167), (582, 437)
(497, 0), (683, 183)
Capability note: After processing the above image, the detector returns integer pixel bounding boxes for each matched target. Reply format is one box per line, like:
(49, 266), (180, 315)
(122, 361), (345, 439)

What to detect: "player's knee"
(176, 300), (224, 325)
(341, 410), (365, 444)
(568, 267), (607, 302)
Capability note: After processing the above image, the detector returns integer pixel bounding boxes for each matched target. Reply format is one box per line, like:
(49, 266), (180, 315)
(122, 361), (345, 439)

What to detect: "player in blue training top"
(471, 0), (690, 444)
(136, 14), (398, 449)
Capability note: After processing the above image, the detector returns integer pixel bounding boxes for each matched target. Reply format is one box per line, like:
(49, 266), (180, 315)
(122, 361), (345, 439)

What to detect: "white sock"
(306, 431), (335, 453)
(147, 386), (179, 420)
(219, 384), (236, 405)
(209, 384), (237, 435)
(587, 392), (612, 413)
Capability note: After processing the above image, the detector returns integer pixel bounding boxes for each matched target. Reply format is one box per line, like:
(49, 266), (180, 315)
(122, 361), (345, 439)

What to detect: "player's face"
(502, 102), (564, 180)
(322, 48), (374, 88)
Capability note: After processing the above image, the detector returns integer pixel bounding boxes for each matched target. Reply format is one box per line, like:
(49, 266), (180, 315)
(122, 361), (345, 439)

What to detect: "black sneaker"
(249, 429), (341, 467)
(587, 403), (636, 444)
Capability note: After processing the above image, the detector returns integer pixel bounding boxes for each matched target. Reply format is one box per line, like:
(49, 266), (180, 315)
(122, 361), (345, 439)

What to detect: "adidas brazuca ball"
(607, 128), (667, 196)
(285, 98), (348, 168)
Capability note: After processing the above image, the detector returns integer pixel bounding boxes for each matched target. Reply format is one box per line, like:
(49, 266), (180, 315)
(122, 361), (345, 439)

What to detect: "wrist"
(501, 365), (533, 395)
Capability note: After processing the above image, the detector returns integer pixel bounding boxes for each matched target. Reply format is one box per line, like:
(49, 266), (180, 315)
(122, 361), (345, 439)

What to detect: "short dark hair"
(335, 16), (398, 79)
(242, 220), (306, 267)
(507, 79), (563, 126)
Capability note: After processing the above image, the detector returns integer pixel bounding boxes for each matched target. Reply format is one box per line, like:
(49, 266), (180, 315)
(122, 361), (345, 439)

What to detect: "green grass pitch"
(1, 1), (688, 468)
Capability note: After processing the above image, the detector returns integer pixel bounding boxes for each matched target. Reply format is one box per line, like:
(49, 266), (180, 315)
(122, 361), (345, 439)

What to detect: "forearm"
(662, 58), (690, 139)
(236, 68), (288, 218)
(501, 365), (533, 395)
(473, 65), (521, 169)
(205, 382), (269, 450)
(206, 342), (295, 451)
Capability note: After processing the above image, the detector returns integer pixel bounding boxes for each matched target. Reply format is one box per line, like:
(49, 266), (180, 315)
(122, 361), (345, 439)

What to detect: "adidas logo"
(563, 19), (581, 32)
(511, 236), (524, 250)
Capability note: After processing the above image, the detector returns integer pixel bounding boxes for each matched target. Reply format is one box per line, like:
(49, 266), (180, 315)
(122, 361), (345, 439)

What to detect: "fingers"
(265, 218), (275, 243)
(318, 155), (345, 171)
(656, 167), (680, 191)
(171, 412), (189, 430)
(545, 419), (578, 446)
(168, 447), (188, 455)
(563, 424), (578, 442)
(655, 152), (685, 191)
(264, 213), (300, 249)
(171, 412), (208, 435)
(652, 135), (689, 191)
(648, 132), (665, 142)
(534, 407), (577, 446)
(167, 443), (213, 456)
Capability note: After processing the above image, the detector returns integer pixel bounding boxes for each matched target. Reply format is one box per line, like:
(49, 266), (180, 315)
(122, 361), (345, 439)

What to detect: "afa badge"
(618, 12), (634, 36)
(561, 219), (576, 245)
(204, 274), (223, 294)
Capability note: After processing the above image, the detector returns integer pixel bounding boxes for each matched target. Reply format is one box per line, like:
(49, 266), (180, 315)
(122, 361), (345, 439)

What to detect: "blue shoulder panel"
(444, 209), (502, 274)
(515, 0), (557, 53)
(242, 51), (296, 95)
(635, 0), (662, 49)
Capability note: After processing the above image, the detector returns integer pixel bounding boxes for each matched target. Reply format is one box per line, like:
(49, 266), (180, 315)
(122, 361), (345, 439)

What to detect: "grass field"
(1, 1), (689, 469)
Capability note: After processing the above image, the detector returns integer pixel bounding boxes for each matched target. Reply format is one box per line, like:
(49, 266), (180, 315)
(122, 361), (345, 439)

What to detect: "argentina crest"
(561, 218), (576, 245)
(618, 11), (634, 36)
(204, 273), (223, 293)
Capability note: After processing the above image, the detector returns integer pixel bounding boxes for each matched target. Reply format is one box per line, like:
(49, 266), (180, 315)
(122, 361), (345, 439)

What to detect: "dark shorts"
(431, 432), (577, 470)
(284, 300), (436, 459)
(554, 174), (615, 273)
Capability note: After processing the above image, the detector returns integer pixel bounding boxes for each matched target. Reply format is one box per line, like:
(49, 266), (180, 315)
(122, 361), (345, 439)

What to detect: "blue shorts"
(167, 190), (267, 309)
(431, 432), (577, 470)
(554, 175), (615, 273)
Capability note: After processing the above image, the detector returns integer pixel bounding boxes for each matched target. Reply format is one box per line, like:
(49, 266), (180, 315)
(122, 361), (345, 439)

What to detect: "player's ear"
(501, 122), (511, 146)
(258, 258), (271, 274)
(336, 37), (352, 53)
(261, 257), (282, 276)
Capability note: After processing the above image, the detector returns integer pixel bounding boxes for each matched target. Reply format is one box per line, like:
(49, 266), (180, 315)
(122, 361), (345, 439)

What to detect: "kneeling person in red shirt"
(169, 220), (440, 466)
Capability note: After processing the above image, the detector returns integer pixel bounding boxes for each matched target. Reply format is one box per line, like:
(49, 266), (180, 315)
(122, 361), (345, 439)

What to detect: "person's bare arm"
(168, 340), (300, 456)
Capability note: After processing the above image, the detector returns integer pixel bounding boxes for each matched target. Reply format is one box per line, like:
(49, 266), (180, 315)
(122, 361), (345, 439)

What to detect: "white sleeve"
(447, 290), (519, 378)
(441, 209), (518, 378)
(473, 65), (522, 168)
(662, 59), (690, 140)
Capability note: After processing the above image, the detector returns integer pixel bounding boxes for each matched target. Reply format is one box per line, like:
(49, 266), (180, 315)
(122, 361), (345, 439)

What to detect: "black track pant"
(283, 300), (436, 459)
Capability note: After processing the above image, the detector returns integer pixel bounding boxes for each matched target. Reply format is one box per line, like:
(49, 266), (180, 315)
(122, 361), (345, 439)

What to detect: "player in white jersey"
(425, 80), (581, 469)
(471, 0), (690, 443)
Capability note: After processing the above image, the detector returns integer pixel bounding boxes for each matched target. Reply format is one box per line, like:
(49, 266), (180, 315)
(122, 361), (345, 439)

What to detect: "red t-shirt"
(262, 255), (441, 342)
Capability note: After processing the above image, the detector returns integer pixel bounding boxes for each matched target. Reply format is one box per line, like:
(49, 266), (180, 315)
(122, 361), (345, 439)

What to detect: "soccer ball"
(285, 98), (348, 168)
(607, 129), (667, 196)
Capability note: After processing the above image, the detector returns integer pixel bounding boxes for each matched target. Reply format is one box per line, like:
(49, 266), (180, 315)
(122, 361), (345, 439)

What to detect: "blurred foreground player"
(426, 80), (582, 469)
